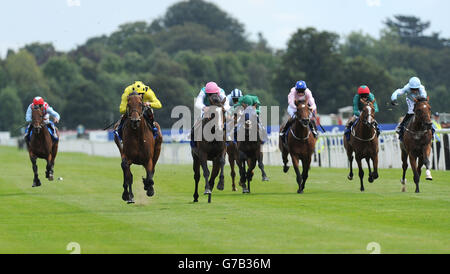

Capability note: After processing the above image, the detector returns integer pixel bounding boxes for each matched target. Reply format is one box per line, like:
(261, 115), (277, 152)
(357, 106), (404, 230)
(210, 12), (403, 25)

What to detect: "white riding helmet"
(409, 77), (421, 89)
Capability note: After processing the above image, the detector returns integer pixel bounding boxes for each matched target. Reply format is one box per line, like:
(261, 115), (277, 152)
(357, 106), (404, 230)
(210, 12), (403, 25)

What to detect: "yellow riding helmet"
(132, 81), (146, 94)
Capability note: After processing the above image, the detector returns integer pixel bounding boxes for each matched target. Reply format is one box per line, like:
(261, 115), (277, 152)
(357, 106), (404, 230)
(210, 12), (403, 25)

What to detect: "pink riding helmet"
(205, 82), (220, 94)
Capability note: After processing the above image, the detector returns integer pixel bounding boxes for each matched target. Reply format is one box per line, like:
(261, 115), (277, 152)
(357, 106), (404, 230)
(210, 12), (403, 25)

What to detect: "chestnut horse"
(116, 91), (162, 204)
(279, 100), (317, 194)
(27, 105), (59, 187)
(400, 97), (433, 193)
(191, 94), (227, 203)
(343, 99), (379, 192)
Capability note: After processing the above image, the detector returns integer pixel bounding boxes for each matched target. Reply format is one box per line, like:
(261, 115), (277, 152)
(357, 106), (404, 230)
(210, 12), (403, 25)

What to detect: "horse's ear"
(427, 96), (429, 102)
(413, 97), (418, 103)
(294, 100), (299, 107)
(221, 97), (226, 105)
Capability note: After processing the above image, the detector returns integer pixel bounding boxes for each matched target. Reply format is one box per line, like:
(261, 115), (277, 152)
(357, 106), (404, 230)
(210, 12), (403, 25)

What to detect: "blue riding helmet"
(409, 77), (421, 89)
(231, 89), (243, 98)
(295, 80), (307, 90)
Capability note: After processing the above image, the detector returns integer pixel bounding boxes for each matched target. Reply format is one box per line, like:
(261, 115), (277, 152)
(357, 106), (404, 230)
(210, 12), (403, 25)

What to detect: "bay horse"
(400, 97), (433, 193)
(27, 105), (59, 187)
(116, 91), (162, 204)
(191, 94), (227, 203)
(279, 100), (317, 194)
(343, 99), (379, 192)
(235, 107), (268, 193)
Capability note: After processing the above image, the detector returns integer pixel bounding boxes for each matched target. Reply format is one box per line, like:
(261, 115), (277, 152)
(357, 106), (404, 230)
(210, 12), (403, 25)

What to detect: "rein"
(405, 117), (431, 140)
(290, 114), (311, 141)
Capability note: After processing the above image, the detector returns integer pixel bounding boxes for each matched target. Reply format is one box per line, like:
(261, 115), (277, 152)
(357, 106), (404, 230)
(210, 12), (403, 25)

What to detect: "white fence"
(6, 129), (450, 171)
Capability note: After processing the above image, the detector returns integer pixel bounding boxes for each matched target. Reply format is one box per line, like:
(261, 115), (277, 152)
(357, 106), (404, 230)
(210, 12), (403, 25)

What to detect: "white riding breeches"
(406, 98), (415, 114)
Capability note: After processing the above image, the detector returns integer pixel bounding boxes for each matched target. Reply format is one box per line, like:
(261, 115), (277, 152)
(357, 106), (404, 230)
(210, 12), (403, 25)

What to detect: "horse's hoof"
(193, 199), (198, 203)
(415, 190), (420, 193)
(32, 181), (41, 187)
(204, 189), (212, 195)
(262, 176), (269, 182)
(217, 182), (224, 191)
(368, 177), (374, 183)
(360, 188), (365, 192)
(347, 175), (353, 180)
(127, 199), (135, 204)
(426, 170), (432, 181)
(283, 166), (289, 173)
(147, 187), (155, 197)
(242, 189), (249, 194)
(122, 193), (128, 201)
(297, 189), (303, 194)
(48, 175), (54, 181)
(232, 187), (237, 192)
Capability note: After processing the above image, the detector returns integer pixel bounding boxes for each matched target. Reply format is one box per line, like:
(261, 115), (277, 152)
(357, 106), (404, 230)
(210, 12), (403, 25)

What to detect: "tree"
(214, 53), (247, 92)
(0, 86), (23, 135)
(23, 42), (58, 65)
(174, 51), (218, 87)
(4, 50), (50, 107)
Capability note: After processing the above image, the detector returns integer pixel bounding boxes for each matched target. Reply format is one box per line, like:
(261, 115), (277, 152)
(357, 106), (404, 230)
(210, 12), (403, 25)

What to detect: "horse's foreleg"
(238, 154), (248, 193)
(258, 151), (269, 181)
(401, 150), (408, 192)
(423, 145), (432, 181)
(372, 153), (379, 181)
(301, 156), (311, 192)
(193, 156), (200, 202)
(217, 155), (225, 191)
(346, 148), (354, 181)
(144, 158), (155, 197)
(200, 158), (211, 195)
(246, 158), (257, 193)
(121, 158), (133, 203)
(408, 155), (420, 193)
(282, 147), (290, 173)
(229, 156), (237, 192)
(366, 157), (373, 183)
(291, 154), (303, 194)
(209, 159), (221, 194)
(30, 155), (41, 187)
(356, 157), (364, 192)
(46, 154), (54, 181)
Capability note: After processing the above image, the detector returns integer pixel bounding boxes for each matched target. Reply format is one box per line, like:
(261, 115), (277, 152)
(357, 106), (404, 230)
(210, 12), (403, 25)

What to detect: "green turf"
(0, 145), (449, 254)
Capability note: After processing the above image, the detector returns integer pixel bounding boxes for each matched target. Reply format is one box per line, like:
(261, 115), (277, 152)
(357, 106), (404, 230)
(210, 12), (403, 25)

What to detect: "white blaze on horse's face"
(366, 105), (373, 124)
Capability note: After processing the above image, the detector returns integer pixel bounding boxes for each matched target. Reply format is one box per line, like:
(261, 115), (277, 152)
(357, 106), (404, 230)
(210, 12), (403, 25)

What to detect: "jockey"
(227, 88), (243, 108)
(116, 81), (162, 140)
(194, 81), (230, 116)
(232, 94), (267, 142)
(25, 96), (60, 141)
(344, 85), (380, 141)
(279, 80), (318, 138)
(391, 76), (428, 140)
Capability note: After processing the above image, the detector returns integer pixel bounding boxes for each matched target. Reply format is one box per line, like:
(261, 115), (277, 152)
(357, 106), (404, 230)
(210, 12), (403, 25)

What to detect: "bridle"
(351, 102), (377, 142)
(405, 101), (432, 140)
(291, 102), (311, 141)
(127, 93), (144, 129)
(31, 105), (45, 132)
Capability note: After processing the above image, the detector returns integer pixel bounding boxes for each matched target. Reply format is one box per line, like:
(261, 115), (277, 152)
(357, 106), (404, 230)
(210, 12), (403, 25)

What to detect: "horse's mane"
(128, 91), (140, 97)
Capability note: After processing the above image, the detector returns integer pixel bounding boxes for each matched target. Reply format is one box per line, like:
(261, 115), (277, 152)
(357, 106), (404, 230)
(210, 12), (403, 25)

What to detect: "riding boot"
(280, 117), (295, 137)
(49, 123), (58, 140)
(24, 124), (32, 143)
(397, 114), (414, 140)
(115, 115), (126, 141)
(310, 120), (318, 138)
(374, 121), (381, 137)
(344, 120), (354, 141)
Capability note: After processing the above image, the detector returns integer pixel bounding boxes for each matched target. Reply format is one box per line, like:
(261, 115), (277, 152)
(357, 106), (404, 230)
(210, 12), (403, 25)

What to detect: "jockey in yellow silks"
(115, 81), (162, 140)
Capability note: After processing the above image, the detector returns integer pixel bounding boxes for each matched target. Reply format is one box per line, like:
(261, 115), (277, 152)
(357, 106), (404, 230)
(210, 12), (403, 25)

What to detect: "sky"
(1, 0), (449, 57)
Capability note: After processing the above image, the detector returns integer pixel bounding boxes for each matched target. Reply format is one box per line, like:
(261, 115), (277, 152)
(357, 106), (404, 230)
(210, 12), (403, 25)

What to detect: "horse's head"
(359, 98), (376, 126)
(203, 93), (226, 133)
(127, 91), (144, 129)
(31, 104), (45, 133)
(413, 97), (432, 130)
(294, 100), (311, 127)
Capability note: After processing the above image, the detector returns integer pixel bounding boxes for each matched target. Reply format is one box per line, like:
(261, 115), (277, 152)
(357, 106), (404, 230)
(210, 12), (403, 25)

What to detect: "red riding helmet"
(33, 96), (45, 106)
(358, 85), (370, 95)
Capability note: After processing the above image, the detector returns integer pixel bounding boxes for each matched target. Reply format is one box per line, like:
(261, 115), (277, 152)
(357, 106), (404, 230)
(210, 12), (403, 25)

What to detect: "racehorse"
(400, 97), (433, 193)
(27, 104), (59, 187)
(224, 113), (268, 192)
(191, 94), (227, 203)
(235, 107), (268, 193)
(343, 99), (379, 192)
(279, 100), (317, 194)
(115, 91), (162, 204)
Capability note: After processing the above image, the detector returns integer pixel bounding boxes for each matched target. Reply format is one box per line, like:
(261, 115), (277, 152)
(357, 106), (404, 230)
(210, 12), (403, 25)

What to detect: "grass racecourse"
(0, 145), (449, 254)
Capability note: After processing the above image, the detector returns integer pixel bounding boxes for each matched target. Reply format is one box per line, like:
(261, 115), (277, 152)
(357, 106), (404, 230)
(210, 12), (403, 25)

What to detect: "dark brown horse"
(279, 100), (317, 194)
(27, 105), (59, 187)
(343, 99), (379, 192)
(400, 97), (433, 193)
(115, 91), (162, 204)
(235, 108), (268, 193)
(191, 94), (227, 203)
(224, 113), (268, 192)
